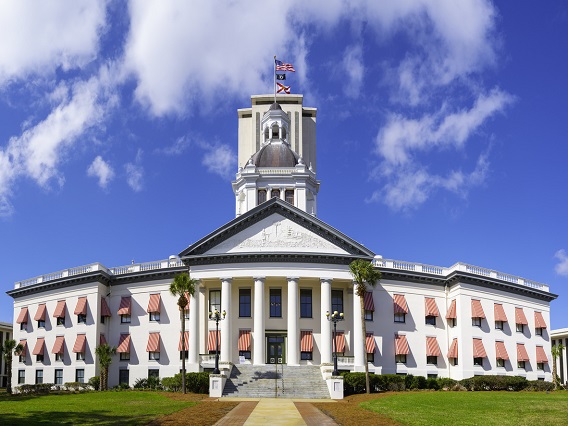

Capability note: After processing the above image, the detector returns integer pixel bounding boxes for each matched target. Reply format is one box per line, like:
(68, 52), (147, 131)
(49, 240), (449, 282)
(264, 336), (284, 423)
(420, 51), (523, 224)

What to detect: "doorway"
(266, 335), (286, 364)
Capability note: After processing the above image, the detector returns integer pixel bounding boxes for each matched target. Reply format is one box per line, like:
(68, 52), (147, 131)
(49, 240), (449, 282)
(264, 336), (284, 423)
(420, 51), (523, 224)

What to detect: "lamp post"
(209, 309), (226, 374)
(326, 310), (344, 376)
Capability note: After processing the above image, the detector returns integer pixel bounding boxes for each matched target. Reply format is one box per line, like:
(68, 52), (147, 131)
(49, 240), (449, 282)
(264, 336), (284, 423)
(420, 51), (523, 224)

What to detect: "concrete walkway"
(214, 398), (338, 426)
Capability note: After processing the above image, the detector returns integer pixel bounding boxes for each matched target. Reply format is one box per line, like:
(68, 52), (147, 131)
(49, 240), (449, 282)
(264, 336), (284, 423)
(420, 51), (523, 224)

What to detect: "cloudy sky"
(1, 1), (567, 328)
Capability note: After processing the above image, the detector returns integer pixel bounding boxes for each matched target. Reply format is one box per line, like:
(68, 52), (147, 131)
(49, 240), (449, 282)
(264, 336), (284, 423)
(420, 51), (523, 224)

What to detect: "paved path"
(214, 398), (338, 426)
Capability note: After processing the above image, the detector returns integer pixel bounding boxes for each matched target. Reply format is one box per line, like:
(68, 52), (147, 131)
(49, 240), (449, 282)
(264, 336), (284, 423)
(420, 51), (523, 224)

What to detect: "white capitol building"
(8, 94), (556, 396)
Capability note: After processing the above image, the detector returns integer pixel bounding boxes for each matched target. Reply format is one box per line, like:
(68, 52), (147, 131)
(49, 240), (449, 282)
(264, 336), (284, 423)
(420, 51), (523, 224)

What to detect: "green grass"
(361, 391), (568, 426)
(0, 391), (194, 425)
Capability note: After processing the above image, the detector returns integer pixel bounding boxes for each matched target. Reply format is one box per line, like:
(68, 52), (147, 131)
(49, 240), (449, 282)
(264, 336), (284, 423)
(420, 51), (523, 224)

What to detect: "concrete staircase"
(222, 364), (330, 399)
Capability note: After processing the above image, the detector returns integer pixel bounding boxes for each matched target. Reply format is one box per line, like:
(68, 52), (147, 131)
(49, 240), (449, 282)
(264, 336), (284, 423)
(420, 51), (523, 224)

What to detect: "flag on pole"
(276, 74), (286, 80)
(277, 82), (291, 94)
(275, 60), (295, 72)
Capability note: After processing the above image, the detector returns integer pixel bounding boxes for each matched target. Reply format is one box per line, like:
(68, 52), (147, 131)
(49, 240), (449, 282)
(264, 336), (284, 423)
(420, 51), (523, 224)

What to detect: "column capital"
(320, 277), (333, 284)
(220, 277), (233, 283)
(287, 276), (299, 282)
(253, 276), (266, 282)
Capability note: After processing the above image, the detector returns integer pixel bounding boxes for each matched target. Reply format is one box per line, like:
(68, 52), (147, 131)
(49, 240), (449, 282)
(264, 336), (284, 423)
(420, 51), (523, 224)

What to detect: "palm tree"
(349, 259), (382, 394)
(551, 343), (565, 389)
(1, 339), (24, 394)
(95, 343), (117, 391)
(170, 271), (197, 394)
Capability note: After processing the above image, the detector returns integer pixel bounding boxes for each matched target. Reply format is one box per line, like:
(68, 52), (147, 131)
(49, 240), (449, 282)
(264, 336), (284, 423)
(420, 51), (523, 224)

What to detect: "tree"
(349, 259), (382, 394)
(1, 339), (24, 394)
(551, 343), (565, 389)
(170, 271), (197, 394)
(95, 343), (117, 391)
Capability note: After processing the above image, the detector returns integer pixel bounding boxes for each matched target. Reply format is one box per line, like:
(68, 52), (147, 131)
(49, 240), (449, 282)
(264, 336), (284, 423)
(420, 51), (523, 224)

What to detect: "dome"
(251, 142), (299, 167)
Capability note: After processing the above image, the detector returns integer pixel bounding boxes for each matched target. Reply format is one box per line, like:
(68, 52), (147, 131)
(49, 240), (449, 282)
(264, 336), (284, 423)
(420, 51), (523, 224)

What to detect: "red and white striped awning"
(494, 304), (508, 322)
(516, 343), (530, 362)
(366, 333), (376, 354)
(146, 332), (160, 352)
(208, 330), (221, 351)
(18, 340), (27, 357)
(426, 336), (441, 356)
(393, 294), (408, 314)
(117, 334), (131, 353)
(52, 336), (65, 355)
(118, 297), (131, 315)
(446, 300), (457, 320)
(471, 300), (485, 319)
(147, 294), (161, 313)
(395, 334), (409, 355)
(16, 307), (29, 324)
(300, 330), (313, 352)
(34, 304), (47, 321)
(495, 341), (509, 360)
(425, 298), (440, 317)
(33, 337), (45, 356)
(447, 338), (458, 359)
(472, 338), (487, 358)
(178, 331), (189, 351)
(534, 312), (547, 329)
(333, 331), (345, 353)
(363, 292), (375, 312)
(100, 297), (111, 317)
(536, 346), (548, 363)
(74, 297), (88, 316)
(238, 330), (251, 351)
(100, 333), (107, 346)
(515, 307), (528, 325)
(53, 300), (66, 318)
(73, 334), (86, 353)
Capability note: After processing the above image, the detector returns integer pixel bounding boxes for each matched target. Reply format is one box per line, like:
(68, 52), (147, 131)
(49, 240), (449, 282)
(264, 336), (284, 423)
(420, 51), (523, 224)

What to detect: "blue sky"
(1, 1), (567, 328)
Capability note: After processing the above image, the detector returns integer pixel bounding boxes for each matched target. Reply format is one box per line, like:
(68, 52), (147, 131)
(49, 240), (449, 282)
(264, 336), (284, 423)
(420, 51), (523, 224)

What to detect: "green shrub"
(375, 374), (405, 392)
(15, 383), (53, 394)
(134, 378), (148, 389)
(437, 377), (458, 390)
(160, 372), (209, 393)
(64, 382), (90, 392)
(524, 380), (555, 392)
(342, 372), (367, 395)
(161, 376), (182, 392)
(412, 375), (428, 390)
(459, 375), (528, 391)
(404, 374), (414, 390)
(426, 378), (440, 390)
(88, 376), (100, 391)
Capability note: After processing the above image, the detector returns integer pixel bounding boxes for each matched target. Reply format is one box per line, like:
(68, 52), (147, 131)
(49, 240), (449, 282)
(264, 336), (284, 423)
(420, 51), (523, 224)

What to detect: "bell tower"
(232, 94), (319, 217)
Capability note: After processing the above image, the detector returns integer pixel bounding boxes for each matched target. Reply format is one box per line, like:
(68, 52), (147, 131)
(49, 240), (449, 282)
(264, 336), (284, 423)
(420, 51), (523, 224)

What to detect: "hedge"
(161, 372), (209, 393)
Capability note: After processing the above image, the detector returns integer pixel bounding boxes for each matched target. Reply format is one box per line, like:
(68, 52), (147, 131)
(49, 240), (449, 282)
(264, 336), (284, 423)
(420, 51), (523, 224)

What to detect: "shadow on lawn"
(0, 410), (154, 426)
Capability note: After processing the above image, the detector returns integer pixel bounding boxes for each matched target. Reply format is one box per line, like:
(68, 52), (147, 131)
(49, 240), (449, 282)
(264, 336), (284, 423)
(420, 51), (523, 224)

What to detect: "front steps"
(222, 364), (330, 399)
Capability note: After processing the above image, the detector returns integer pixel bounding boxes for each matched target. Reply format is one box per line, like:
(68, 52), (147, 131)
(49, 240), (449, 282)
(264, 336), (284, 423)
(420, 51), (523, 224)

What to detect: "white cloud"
(87, 156), (115, 189)
(125, 150), (144, 192)
(202, 144), (237, 180)
(343, 44), (365, 98)
(555, 249), (568, 276)
(156, 136), (191, 156)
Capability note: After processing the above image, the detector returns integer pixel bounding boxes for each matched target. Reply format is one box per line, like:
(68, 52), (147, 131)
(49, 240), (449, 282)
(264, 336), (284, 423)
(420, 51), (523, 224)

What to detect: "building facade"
(551, 328), (568, 386)
(0, 321), (13, 388)
(7, 95), (557, 391)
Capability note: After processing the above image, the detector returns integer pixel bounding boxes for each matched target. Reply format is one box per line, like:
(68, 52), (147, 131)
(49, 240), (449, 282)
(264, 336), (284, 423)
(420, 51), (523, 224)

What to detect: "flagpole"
(273, 55), (277, 104)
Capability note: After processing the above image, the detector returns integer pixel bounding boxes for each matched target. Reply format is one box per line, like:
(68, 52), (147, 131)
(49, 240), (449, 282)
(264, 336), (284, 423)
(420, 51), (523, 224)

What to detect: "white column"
(253, 277), (265, 365)
(220, 278), (232, 363)
(188, 280), (200, 368)
(353, 282), (364, 371)
(287, 277), (299, 365)
(320, 278), (332, 364)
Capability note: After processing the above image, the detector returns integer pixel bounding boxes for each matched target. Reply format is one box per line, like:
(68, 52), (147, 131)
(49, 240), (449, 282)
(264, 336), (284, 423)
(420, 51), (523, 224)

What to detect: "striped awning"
(363, 292), (375, 311)
(446, 300), (457, 319)
(534, 311), (547, 329)
(471, 300), (485, 318)
(536, 346), (548, 363)
(33, 337), (45, 356)
(516, 343), (530, 362)
(74, 297), (87, 316)
(395, 334), (409, 355)
(100, 297), (111, 317)
(366, 333), (376, 354)
(426, 336), (441, 356)
(300, 330), (313, 352)
(118, 297), (131, 315)
(16, 307), (29, 324)
(495, 341), (509, 360)
(147, 294), (161, 313)
(18, 340), (27, 357)
(34, 304), (47, 321)
(393, 294), (408, 314)
(53, 300), (66, 318)
(178, 331), (189, 351)
(239, 330), (251, 351)
(146, 332), (160, 352)
(447, 338), (458, 359)
(425, 298), (440, 317)
(472, 338), (487, 358)
(117, 334), (131, 353)
(515, 307), (528, 325)
(73, 334), (86, 353)
(52, 336), (65, 355)
(334, 331), (345, 353)
(494, 304), (508, 322)
(100, 333), (107, 346)
(208, 330), (221, 351)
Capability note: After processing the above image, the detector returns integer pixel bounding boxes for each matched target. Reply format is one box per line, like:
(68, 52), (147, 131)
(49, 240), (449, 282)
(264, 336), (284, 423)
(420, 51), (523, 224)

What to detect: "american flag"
(277, 82), (291, 94)
(275, 59), (295, 72)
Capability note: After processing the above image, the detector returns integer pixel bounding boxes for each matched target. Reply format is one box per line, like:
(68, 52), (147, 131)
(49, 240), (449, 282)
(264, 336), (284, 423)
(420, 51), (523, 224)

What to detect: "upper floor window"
(37, 320), (45, 328)
(77, 314), (86, 324)
(472, 317), (482, 327)
(331, 290), (343, 314)
(57, 317), (65, 326)
(427, 356), (438, 365)
(300, 289), (312, 318)
(425, 316), (436, 326)
(209, 290), (221, 313)
(473, 357), (483, 366)
(149, 312), (160, 322)
(495, 320), (503, 330)
(271, 189), (280, 199)
(285, 190), (294, 205)
(239, 289), (251, 317)
(20, 322), (27, 331)
(258, 189), (267, 205)
(394, 313), (406, 323)
(516, 323), (524, 333)
(496, 358), (505, 368)
(517, 361), (526, 369)
(448, 318), (457, 327)
(536, 327), (543, 336)
(120, 315), (131, 324)
(270, 289), (282, 317)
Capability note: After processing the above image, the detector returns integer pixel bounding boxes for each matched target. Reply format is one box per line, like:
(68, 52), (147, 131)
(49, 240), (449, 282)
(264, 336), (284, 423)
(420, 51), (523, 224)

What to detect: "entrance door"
(267, 336), (286, 364)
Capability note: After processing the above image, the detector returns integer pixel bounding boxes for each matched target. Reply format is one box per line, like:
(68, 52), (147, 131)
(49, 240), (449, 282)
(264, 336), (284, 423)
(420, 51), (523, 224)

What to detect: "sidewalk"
(214, 398), (338, 426)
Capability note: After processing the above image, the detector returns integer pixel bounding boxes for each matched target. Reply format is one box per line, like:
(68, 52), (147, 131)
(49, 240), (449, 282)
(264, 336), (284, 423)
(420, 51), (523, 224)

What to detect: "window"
(100, 315), (105, 324)
(35, 370), (43, 384)
(18, 370), (25, 384)
(180, 351), (188, 360)
(474, 357), (483, 366)
(270, 289), (282, 317)
(497, 358), (505, 367)
(258, 189), (267, 205)
(76, 369), (85, 383)
(394, 313), (406, 323)
(55, 353), (63, 362)
(271, 189), (280, 199)
(516, 323), (524, 333)
(536, 327), (543, 336)
(472, 317), (481, 327)
(301, 351), (313, 360)
(239, 350), (251, 359)
(448, 318), (457, 327)
(36, 354), (44, 363)
(331, 290), (343, 314)
(427, 356), (438, 365)
(517, 361), (526, 369)
(148, 369), (159, 379)
(119, 369), (129, 385)
(121, 314), (131, 324)
(427, 374), (438, 379)
(149, 312), (160, 322)
(76, 352), (85, 361)
(149, 352), (160, 361)
(285, 190), (294, 205)
(367, 353), (375, 363)
(537, 362), (544, 371)
(57, 316), (65, 326)
(20, 322), (27, 331)
(120, 352), (130, 361)
(77, 314), (86, 324)
(300, 289), (312, 318)
(239, 289), (251, 317)
(365, 310), (373, 321)
(495, 320), (503, 330)
(425, 316), (436, 326)
(37, 320), (45, 328)
(19, 354), (25, 363)
(395, 354), (407, 364)
(209, 290), (221, 313)
(55, 369), (63, 385)
(450, 358), (458, 366)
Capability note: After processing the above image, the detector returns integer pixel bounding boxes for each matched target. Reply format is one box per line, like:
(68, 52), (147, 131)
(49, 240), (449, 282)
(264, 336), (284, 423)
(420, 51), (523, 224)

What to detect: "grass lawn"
(0, 391), (195, 425)
(361, 391), (568, 426)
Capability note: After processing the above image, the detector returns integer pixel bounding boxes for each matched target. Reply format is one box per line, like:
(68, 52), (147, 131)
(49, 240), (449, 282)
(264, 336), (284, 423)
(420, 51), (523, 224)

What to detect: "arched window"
(258, 190), (267, 205)
(285, 190), (294, 205)
(271, 189), (280, 199)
